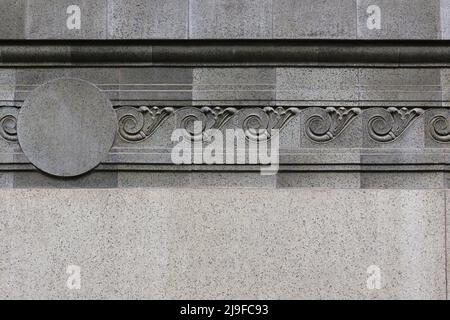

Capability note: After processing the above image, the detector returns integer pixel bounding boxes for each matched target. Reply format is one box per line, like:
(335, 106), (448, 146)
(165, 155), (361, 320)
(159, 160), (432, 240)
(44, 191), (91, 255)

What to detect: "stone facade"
(0, 0), (449, 299)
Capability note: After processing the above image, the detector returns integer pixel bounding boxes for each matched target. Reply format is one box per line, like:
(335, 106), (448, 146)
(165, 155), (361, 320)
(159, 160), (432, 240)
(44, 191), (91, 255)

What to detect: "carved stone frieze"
(0, 107), (19, 142)
(367, 107), (424, 143)
(0, 105), (436, 146)
(116, 106), (175, 142)
(429, 114), (450, 143)
(305, 107), (361, 143)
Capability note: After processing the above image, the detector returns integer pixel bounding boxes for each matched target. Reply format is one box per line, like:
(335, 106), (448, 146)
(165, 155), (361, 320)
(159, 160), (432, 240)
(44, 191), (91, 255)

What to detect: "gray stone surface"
(190, 0), (272, 39)
(13, 171), (118, 188)
(359, 69), (442, 107)
(0, 70), (16, 103)
(440, 69), (450, 106)
(273, 0), (357, 39)
(17, 78), (117, 177)
(0, 189), (445, 299)
(118, 171), (190, 188)
(190, 172), (276, 188)
(0, 0), (449, 40)
(107, 0), (188, 39)
(119, 67), (193, 104)
(276, 68), (359, 105)
(0, 0), (25, 39)
(119, 171), (277, 188)
(441, 0), (450, 39)
(447, 190), (450, 298)
(12, 68), (119, 102)
(360, 172), (445, 189)
(193, 68), (275, 105)
(357, 0), (440, 39)
(0, 173), (14, 188)
(0, 0), (449, 301)
(25, 0), (108, 39)
(277, 172), (361, 188)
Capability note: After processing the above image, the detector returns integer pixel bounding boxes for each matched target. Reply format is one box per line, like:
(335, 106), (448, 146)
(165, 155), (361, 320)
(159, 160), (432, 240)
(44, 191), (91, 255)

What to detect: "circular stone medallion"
(17, 78), (117, 177)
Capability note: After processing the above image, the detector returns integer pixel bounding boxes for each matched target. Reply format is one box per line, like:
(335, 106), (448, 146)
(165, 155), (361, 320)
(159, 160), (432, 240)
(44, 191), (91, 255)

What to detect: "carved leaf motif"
(265, 107), (301, 131)
(368, 107), (424, 143)
(305, 107), (361, 143)
(116, 106), (174, 142)
(177, 106), (238, 141)
(202, 107), (238, 130)
(239, 107), (300, 141)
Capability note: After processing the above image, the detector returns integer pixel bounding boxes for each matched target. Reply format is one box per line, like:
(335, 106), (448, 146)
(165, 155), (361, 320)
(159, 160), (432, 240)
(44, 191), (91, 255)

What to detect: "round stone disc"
(17, 78), (117, 177)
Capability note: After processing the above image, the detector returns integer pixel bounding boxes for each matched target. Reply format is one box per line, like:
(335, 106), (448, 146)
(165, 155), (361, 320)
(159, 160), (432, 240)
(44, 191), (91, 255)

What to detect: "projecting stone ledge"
(2, 40), (450, 67)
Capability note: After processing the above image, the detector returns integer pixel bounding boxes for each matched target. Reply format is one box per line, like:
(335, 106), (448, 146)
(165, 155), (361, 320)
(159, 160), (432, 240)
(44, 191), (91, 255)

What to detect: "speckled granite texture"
(0, 0), (447, 40)
(1, 0), (450, 300)
(0, 189), (446, 299)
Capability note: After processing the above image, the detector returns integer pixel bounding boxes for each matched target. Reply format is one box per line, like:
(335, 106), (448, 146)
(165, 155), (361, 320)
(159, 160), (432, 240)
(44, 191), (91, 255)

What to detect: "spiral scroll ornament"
(116, 106), (175, 142)
(0, 107), (19, 142)
(367, 107), (424, 142)
(429, 115), (450, 143)
(305, 107), (361, 142)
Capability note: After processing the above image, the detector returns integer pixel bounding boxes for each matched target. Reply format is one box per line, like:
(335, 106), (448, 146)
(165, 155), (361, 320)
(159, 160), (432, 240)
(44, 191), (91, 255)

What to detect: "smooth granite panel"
(440, 69), (450, 106)
(107, 0), (188, 39)
(189, 0), (272, 39)
(0, 0), (447, 40)
(14, 68), (67, 102)
(0, 173), (13, 188)
(359, 69), (441, 106)
(119, 67), (193, 104)
(276, 68), (359, 105)
(0, 0), (25, 39)
(0, 189), (445, 299)
(66, 68), (121, 101)
(360, 172), (445, 189)
(118, 171), (191, 188)
(0, 70), (16, 103)
(447, 190), (450, 299)
(25, 0), (107, 39)
(64, 68), (120, 86)
(441, 0), (450, 39)
(13, 68), (120, 101)
(273, 0), (357, 39)
(277, 172), (361, 188)
(357, 0), (440, 39)
(193, 68), (276, 105)
(13, 171), (118, 188)
(190, 172), (276, 188)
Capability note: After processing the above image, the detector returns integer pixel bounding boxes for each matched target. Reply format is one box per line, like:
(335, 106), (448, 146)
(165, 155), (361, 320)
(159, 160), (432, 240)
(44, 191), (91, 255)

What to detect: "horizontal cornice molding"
(1, 40), (450, 67)
(2, 104), (450, 169)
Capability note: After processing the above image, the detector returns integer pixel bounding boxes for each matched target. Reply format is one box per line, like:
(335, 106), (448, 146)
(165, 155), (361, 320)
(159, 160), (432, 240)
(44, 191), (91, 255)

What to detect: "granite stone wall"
(0, 0), (449, 299)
